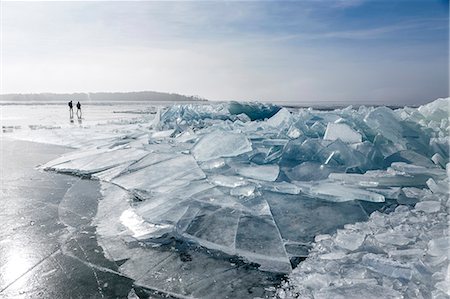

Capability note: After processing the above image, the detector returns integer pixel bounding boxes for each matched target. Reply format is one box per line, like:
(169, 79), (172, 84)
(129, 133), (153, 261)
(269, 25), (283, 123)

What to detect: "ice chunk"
(329, 171), (430, 187)
(287, 126), (302, 139)
(362, 253), (413, 280)
(261, 181), (301, 195)
(335, 230), (365, 251)
(305, 182), (385, 202)
(367, 187), (402, 200)
(112, 154), (205, 194)
(384, 150), (436, 168)
(182, 206), (241, 251)
(150, 129), (175, 139)
(364, 106), (406, 148)
(314, 284), (402, 299)
(418, 97), (450, 121)
(374, 232), (414, 246)
(316, 139), (368, 169)
(415, 201), (441, 213)
(92, 162), (133, 181)
(432, 153), (447, 168)
(324, 123), (362, 143)
(391, 162), (446, 178)
(191, 130), (252, 161)
(120, 208), (171, 238)
(127, 153), (173, 172)
(227, 101), (281, 121)
(265, 192), (368, 244)
(230, 185), (256, 197)
(47, 148), (148, 176)
(208, 175), (247, 188)
(199, 158), (226, 170)
(265, 108), (292, 128)
(285, 162), (332, 181)
(427, 178), (450, 194)
(427, 237), (450, 257)
(235, 202), (291, 273)
(235, 164), (279, 181)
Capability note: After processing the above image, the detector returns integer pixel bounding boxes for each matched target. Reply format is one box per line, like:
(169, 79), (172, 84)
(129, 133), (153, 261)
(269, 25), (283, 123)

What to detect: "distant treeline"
(0, 91), (207, 102)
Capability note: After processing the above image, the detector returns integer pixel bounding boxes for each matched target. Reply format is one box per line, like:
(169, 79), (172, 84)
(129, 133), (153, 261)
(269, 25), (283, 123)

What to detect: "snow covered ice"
(7, 97), (449, 297)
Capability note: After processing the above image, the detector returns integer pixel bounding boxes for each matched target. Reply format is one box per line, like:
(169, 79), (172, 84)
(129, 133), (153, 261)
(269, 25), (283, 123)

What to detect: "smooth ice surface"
(324, 122), (362, 143)
(8, 97), (449, 297)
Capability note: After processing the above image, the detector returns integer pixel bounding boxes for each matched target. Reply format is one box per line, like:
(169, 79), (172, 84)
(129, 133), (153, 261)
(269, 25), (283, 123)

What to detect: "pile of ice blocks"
(42, 98), (449, 276)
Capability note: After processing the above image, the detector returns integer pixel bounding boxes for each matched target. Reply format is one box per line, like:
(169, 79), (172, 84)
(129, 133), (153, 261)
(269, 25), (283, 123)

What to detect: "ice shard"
(235, 164), (280, 181)
(112, 154), (206, 195)
(324, 123), (362, 143)
(191, 130), (252, 161)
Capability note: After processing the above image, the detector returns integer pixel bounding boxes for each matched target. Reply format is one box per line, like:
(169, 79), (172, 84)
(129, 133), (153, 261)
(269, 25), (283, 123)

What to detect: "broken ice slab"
(389, 162), (447, 180)
(264, 192), (369, 244)
(191, 130), (252, 161)
(364, 106), (407, 149)
(260, 181), (302, 195)
(120, 208), (172, 238)
(316, 139), (369, 169)
(280, 138), (321, 163)
(430, 137), (449, 159)
(415, 201), (441, 213)
(323, 123), (362, 143)
(230, 185), (256, 197)
(261, 139), (289, 146)
(181, 205), (242, 252)
(329, 171), (432, 187)
(418, 97), (450, 122)
(384, 150), (436, 168)
(92, 162), (134, 181)
(235, 200), (292, 273)
(41, 146), (110, 169)
(427, 237), (450, 257)
(314, 283), (402, 299)
(334, 229), (366, 251)
(208, 174), (248, 188)
(227, 101), (281, 121)
(265, 108), (292, 129)
(432, 153), (447, 168)
(112, 154), (205, 194)
(374, 231), (414, 246)
(362, 253), (413, 280)
(235, 164), (280, 181)
(199, 158), (226, 170)
(366, 187), (402, 200)
(426, 178), (450, 194)
(46, 148), (149, 176)
(285, 162), (332, 181)
(126, 152), (174, 172)
(300, 181), (385, 202)
(149, 129), (175, 140)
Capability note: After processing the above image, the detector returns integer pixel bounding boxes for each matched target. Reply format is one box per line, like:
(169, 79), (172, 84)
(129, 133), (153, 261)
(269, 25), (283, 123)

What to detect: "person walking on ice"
(68, 100), (73, 118)
(76, 101), (82, 119)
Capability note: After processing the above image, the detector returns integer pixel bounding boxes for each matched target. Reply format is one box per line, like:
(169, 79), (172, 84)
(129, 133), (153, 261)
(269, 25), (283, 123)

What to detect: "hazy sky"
(1, 0), (448, 104)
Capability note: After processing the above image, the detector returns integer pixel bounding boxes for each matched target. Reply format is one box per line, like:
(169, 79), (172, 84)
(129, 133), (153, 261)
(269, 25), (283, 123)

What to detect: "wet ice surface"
(3, 98), (449, 298)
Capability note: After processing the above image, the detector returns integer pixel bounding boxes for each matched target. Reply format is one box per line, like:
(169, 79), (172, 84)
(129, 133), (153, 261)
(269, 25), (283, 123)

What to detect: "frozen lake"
(1, 99), (449, 298)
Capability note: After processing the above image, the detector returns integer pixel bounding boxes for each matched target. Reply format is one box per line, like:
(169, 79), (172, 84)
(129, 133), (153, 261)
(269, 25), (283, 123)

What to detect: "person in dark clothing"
(68, 100), (73, 118)
(76, 101), (82, 119)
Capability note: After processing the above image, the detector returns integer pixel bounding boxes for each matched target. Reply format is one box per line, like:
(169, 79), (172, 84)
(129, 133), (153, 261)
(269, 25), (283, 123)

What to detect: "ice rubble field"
(10, 98), (449, 297)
